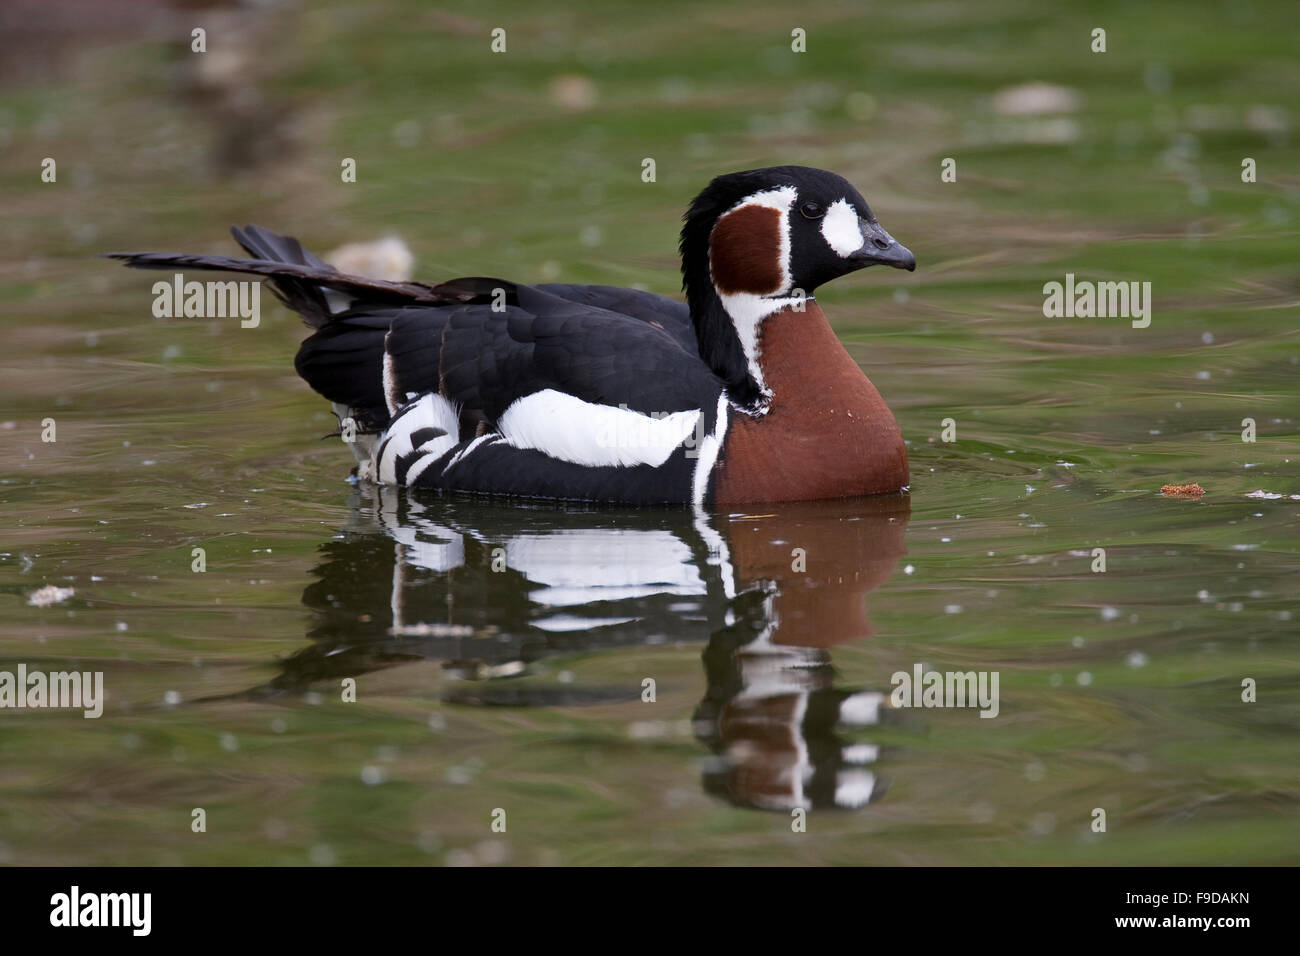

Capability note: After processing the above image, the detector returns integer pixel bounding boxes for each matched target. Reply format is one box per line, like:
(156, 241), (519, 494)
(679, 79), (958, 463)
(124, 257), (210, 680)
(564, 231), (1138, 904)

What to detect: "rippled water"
(3, 315), (1296, 864)
(2, 0), (1298, 865)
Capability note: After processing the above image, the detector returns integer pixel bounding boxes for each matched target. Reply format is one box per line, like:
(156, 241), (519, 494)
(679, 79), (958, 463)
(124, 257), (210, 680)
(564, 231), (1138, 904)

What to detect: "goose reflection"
(693, 501), (907, 810)
(274, 487), (909, 810)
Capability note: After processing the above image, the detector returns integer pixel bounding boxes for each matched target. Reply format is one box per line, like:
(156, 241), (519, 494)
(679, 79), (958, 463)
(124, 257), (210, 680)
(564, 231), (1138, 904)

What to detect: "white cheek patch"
(498, 388), (701, 469)
(821, 198), (865, 257)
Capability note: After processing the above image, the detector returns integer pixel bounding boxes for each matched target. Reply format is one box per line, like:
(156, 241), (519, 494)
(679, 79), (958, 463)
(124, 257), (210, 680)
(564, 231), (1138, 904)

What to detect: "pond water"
(1, 0), (1297, 865)
(3, 308), (1295, 864)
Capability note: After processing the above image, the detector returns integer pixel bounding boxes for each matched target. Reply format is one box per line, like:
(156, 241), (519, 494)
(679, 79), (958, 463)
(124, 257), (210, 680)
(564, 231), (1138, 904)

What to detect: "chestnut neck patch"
(709, 204), (784, 296)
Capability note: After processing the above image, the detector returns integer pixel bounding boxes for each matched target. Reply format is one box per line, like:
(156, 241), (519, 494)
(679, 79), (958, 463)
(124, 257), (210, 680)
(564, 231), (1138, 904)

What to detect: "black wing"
(535, 283), (696, 352)
(380, 283), (718, 428)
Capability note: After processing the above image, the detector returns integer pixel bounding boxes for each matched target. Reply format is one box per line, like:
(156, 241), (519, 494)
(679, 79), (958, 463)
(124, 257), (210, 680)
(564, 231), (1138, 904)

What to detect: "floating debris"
(1161, 483), (1205, 498)
(325, 237), (414, 282)
(27, 585), (74, 607)
(549, 74), (597, 110)
(993, 81), (1082, 116)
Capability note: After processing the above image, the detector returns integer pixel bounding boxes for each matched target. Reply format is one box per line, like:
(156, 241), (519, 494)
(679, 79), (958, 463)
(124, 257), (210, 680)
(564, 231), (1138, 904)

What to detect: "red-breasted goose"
(109, 165), (914, 506)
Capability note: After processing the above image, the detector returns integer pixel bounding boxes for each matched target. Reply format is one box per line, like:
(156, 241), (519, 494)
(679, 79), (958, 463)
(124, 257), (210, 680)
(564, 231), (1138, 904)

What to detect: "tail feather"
(230, 224), (331, 271)
(229, 224), (337, 323)
(107, 224), (449, 329)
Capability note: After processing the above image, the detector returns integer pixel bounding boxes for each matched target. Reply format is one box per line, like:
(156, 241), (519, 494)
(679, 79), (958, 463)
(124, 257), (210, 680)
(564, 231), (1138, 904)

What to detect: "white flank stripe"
(497, 389), (700, 469)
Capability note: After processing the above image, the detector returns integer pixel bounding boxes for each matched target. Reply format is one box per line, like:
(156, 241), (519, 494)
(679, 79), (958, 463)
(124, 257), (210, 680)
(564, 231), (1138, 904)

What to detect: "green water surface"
(0, 0), (1297, 865)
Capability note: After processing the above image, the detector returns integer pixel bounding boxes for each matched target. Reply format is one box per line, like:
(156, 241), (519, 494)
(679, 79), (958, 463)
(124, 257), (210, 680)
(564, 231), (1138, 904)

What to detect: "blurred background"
(0, 0), (1297, 865)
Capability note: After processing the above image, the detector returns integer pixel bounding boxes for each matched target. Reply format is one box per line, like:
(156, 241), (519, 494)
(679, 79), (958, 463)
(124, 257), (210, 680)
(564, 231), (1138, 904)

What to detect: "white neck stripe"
(707, 186), (798, 407)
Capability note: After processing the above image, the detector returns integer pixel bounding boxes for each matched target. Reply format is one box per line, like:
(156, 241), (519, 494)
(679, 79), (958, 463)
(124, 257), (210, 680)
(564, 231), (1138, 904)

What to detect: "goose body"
(111, 166), (914, 506)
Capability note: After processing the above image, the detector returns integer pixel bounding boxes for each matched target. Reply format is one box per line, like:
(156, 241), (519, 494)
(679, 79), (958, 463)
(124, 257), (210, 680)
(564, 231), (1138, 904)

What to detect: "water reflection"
(272, 487), (909, 810)
(693, 500), (907, 810)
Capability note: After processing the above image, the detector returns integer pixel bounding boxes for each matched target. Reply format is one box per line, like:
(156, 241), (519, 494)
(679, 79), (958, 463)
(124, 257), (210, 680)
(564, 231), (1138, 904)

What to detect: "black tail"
(107, 226), (516, 435)
(108, 225), (434, 429)
(107, 224), (452, 329)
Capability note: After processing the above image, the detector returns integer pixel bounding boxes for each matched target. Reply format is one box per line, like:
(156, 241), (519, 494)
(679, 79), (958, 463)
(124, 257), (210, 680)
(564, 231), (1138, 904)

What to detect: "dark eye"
(799, 200), (824, 219)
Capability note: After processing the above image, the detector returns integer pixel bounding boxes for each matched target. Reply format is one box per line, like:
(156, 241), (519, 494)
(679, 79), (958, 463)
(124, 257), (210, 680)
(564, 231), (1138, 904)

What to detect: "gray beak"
(850, 218), (916, 272)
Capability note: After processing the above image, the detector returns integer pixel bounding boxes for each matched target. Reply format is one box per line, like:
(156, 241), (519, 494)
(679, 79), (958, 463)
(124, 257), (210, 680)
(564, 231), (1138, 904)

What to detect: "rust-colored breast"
(713, 301), (908, 505)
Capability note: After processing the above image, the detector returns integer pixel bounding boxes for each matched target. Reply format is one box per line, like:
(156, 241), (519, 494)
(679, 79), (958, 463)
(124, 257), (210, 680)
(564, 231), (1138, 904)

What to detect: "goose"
(109, 165), (915, 506)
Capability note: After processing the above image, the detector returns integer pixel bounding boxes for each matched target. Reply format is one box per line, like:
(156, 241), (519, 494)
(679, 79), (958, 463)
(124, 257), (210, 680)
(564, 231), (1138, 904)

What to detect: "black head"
(681, 165), (913, 305)
(679, 166), (914, 408)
